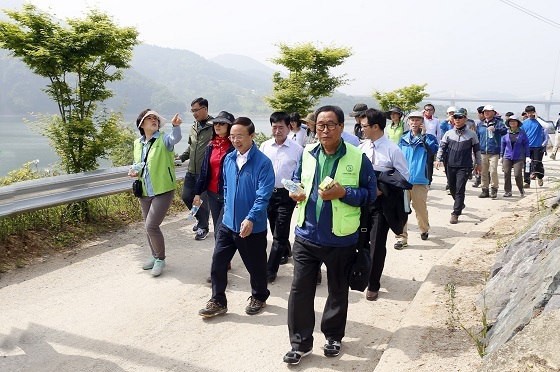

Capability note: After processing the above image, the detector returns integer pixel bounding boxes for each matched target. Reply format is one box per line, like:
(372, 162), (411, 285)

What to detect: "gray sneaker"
(142, 256), (156, 270)
(198, 300), (227, 318)
(151, 259), (165, 276)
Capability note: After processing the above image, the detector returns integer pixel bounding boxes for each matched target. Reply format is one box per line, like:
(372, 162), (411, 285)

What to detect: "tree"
(373, 84), (430, 116)
(266, 42), (352, 114)
(0, 4), (139, 174)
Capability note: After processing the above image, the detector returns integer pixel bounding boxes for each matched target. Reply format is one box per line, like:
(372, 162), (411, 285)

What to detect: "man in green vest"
(283, 105), (377, 365)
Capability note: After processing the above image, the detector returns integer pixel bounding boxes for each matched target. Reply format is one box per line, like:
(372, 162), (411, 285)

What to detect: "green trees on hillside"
(266, 42), (352, 114)
(373, 84), (430, 115)
(0, 4), (139, 174)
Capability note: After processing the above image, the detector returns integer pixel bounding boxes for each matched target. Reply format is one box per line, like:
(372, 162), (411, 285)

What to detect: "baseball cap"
(453, 108), (467, 117)
(483, 105), (495, 112)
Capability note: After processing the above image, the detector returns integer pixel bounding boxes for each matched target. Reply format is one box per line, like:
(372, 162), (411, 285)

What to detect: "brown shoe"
(450, 214), (459, 224)
(366, 291), (379, 301)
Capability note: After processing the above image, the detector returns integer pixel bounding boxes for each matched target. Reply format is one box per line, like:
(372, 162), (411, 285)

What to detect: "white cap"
(446, 106), (456, 113)
(483, 105), (495, 112)
(138, 110), (166, 128)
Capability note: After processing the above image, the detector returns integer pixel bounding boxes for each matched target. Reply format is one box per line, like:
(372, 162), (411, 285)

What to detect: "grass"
(0, 184), (185, 273)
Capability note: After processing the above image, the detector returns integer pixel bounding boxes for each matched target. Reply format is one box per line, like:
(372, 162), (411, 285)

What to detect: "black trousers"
(287, 237), (355, 351)
(447, 167), (470, 216)
(524, 147), (545, 183)
(367, 206), (390, 292)
(210, 224), (269, 306)
(266, 188), (296, 274)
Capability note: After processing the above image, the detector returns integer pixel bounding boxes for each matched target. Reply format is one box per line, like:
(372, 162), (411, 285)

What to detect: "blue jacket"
(521, 119), (544, 148)
(293, 141), (377, 247)
(476, 117), (507, 154)
(398, 131), (439, 185)
(500, 129), (530, 161)
(222, 143), (275, 234)
(193, 141), (235, 196)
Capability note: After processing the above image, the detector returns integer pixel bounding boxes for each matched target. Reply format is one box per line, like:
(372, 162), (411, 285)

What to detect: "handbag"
(132, 138), (156, 198)
(349, 204), (372, 292)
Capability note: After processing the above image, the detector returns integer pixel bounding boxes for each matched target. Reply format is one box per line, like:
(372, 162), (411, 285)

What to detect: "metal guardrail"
(0, 164), (189, 218)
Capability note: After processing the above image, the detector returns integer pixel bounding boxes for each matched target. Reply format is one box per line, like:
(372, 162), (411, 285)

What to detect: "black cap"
(209, 111), (235, 125)
(350, 103), (368, 117)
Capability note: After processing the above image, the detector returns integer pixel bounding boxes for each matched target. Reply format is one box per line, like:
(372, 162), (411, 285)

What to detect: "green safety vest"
(134, 132), (176, 196)
(297, 143), (363, 236)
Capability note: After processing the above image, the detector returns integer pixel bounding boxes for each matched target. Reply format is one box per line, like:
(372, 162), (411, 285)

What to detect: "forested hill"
(0, 44), (276, 116)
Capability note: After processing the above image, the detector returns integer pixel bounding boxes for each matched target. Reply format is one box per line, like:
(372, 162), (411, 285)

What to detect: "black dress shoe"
(279, 256), (288, 265)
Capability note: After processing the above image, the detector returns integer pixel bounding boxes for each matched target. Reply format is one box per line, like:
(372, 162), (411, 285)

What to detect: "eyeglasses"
(424, 108), (434, 112)
(228, 134), (248, 141)
(213, 122), (228, 126)
(452, 115), (466, 119)
(316, 122), (340, 131)
(190, 107), (206, 113)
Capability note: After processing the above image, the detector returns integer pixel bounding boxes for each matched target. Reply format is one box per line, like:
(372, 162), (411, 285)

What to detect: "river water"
(1, 114), (351, 177)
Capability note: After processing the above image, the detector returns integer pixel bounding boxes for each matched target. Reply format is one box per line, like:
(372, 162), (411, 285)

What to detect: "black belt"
(273, 187), (289, 193)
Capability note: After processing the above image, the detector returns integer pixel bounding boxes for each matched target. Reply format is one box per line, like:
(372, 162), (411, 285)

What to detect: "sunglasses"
(452, 115), (466, 119)
(213, 122), (228, 126)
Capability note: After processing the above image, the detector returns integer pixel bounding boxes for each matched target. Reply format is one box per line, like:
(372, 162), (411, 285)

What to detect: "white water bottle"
(487, 125), (494, 138)
(281, 178), (304, 195)
(525, 158), (531, 173)
(187, 200), (203, 219)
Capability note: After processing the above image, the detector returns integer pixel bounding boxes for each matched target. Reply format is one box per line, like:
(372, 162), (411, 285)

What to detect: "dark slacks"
(207, 190), (224, 240)
(503, 159), (524, 193)
(524, 147), (545, 183)
(181, 172), (209, 229)
(211, 224), (269, 306)
(266, 188), (296, 274)
(447, 167), (470, 216)
(287, 237), (356, 351)
(367, 206), (390, 292)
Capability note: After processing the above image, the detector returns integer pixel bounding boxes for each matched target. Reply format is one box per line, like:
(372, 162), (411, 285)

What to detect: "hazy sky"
(5, 0), (560, 100)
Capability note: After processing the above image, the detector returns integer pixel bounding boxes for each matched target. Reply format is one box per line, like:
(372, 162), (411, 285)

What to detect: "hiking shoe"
(446, 189), (452, 195)
(198, 300), (227, 318)
(245, 296), (266, 315)
(192, 220), (199, 231)
(538, 178), (544, 187)
(195, 228), (209, 240)
(420, 232), (429, 240)
(472, 179), (481, 188)
(151, 259), (165, 277)
(142, 256), (156, 270)
(478, 188), (489, 198)
(450, 214), (459, 224)
(490, 188), (498, 199)
(524, 182), (531, 188)
(279, 256), (288, 265)
(323, 340), (341, 357)
(503, 191), (512, 197)
(283, 349), (312, 365)
(394, 241), (408, 250)
(551, 152), (557, 160)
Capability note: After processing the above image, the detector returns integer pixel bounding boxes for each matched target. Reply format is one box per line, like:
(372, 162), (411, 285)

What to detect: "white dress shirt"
(359, 135), (409, 180)
(290, 129), (307, 147)
(259, 138), (303, 188)
(236, 150), (249, 170)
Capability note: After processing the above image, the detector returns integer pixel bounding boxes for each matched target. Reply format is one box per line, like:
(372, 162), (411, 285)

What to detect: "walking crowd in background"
(128, 97), (555, 366)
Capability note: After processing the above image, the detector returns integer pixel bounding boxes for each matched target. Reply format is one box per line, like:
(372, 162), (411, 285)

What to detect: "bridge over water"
(427, 96), (560, 118)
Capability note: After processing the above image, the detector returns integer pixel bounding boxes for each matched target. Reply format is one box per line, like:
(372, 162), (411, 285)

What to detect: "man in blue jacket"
(522, 105), (547, 187)
(283, 105), (376, 365)
(476, 105), (507, 199)
(198, 117), (275, 318)
(397, 111), (439, 243)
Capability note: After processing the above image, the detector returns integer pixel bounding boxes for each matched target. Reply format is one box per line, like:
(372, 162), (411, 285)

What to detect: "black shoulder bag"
(132, 138), (156, 198)
(349, 204), (372, 292)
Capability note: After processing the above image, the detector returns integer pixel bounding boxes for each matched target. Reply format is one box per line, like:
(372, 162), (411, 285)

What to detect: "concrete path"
(1, 158), (558, 371)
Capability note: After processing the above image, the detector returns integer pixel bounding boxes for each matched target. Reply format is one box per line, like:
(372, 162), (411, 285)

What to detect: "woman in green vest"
(385, 107), (407, 144)
(130, 109), (183, 277)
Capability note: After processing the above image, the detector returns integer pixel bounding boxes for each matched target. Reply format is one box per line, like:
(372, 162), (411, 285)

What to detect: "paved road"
(1, 158), (558, 371)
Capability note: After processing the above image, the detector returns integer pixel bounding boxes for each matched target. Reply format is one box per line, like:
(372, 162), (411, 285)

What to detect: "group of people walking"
(127, 98), (551, 366)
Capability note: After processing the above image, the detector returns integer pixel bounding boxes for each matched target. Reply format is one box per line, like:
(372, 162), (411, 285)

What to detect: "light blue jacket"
(222, 142), (275, 234)
(398, 131), (439, 185)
